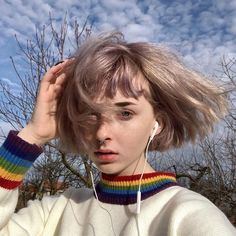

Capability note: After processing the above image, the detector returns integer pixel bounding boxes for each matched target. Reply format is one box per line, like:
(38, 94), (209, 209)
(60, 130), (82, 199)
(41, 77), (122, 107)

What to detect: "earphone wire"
(138, 137), (152, 192)
(136, 136), (152, 214)
(90, 171), (117, 236)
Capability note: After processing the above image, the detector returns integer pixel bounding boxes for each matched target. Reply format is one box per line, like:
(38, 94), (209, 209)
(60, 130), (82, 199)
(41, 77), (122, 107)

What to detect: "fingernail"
(54, 60), (65, 66)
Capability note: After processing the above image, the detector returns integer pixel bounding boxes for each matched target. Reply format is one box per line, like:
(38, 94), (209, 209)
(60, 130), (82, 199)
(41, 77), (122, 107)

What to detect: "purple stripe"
(3, 131), (43, 162)
(95, 182), (178, 205)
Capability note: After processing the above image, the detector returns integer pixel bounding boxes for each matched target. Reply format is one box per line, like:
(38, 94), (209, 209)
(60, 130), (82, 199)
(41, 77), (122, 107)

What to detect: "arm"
(0, 59), (74, 235)
(0, 131), (43, 234)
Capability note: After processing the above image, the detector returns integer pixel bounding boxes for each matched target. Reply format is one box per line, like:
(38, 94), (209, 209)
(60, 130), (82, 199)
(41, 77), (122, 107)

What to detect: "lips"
(94, 149), (118, 161)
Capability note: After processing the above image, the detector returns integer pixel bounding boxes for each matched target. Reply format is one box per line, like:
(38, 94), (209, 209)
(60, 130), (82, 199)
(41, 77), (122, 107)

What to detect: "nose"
(96, 117), (112, 144)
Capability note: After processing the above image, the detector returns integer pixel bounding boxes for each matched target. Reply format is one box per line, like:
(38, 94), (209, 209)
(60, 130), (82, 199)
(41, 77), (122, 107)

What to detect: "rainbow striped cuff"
(0, 131), (43, 189)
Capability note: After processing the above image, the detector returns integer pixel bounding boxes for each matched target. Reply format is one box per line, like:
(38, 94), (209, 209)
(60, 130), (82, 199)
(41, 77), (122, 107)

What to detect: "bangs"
(75, 49), (146, 101)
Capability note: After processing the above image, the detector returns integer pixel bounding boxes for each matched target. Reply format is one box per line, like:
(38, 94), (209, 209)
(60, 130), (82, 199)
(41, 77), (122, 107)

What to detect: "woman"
(0, 32), (235, 235)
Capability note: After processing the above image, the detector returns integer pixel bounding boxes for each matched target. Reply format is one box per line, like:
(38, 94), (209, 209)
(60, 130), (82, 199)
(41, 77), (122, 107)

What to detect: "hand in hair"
(18, 59), (74, 146)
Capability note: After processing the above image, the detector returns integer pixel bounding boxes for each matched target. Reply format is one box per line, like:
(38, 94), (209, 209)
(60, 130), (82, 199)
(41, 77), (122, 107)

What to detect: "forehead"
(95, 75), (151, 103)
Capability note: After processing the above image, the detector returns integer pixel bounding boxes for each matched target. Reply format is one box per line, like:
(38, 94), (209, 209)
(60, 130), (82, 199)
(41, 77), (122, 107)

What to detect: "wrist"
(17, 125), (48, 146)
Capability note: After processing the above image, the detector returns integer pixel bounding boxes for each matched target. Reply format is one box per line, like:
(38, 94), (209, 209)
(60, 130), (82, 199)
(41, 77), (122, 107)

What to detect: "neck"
(116, 162), (156, 177)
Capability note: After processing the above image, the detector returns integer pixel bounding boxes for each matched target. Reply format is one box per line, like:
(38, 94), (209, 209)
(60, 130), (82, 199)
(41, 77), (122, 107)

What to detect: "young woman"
(0, 32), (235, 235)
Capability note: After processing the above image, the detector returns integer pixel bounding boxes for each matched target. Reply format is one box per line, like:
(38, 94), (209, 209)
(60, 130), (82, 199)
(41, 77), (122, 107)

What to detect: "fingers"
(40, 58), (74, 91)
(51, 60), (68, 75)
(43, 58), (75, 83)
(54, 84), (64, 98)
(55, 73), (67, 86)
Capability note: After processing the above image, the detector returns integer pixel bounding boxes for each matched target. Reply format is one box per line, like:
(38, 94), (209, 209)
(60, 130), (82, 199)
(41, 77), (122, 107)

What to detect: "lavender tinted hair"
(56, 32), (227, 154)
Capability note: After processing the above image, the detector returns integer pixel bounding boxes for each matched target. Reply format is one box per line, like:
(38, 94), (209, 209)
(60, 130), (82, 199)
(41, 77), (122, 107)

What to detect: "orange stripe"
(102, 176), (176, 186)
(0, 166), (23, 181)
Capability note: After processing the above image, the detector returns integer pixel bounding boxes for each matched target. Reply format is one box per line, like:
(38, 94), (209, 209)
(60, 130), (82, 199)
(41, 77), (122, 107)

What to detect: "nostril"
(98, 139), (106, 146)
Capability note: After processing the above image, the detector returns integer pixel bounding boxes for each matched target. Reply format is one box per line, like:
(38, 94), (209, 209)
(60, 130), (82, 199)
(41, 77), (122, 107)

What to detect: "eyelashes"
(86, 110), (134, 122)
(118, 110), (134, 120)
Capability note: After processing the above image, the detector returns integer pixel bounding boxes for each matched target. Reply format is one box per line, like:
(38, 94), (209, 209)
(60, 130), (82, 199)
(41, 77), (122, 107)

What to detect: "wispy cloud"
(0, 77), (20, 88)
(0, 121), (13, 142)
(0, 0), (236, 77)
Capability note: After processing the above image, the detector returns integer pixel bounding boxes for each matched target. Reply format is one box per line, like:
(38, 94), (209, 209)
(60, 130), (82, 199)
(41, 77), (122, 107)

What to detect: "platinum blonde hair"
(56, 32), (227, 153)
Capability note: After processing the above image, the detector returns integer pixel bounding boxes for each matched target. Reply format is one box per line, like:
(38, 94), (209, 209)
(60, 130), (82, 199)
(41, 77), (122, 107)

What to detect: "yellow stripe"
(102, 176), (176, 186)
(0, 166), (23, 181)
(0, 156), (28, 174)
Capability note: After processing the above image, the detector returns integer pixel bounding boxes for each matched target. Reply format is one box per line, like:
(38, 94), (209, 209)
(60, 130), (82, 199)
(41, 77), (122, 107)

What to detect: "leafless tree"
(149, 57), (236, 225)
(0, 14), (235, 225)
(0, 14), (100, 208)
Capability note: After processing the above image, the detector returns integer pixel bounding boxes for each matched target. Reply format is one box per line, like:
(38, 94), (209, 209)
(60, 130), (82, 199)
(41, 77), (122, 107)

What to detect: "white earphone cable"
(90, 171), (117, 236)
(136, 136), (152, 214)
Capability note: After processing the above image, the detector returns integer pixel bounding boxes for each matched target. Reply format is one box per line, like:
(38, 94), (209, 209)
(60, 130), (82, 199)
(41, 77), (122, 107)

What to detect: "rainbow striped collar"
(95, 172), (178, 205)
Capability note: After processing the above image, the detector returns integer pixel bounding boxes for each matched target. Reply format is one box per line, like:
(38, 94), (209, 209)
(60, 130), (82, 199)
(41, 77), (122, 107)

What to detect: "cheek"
(118, 124), (151, 150)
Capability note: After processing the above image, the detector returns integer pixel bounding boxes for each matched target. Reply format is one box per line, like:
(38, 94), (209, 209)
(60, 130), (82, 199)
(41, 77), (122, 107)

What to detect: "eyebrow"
(114, 101), (137, 107)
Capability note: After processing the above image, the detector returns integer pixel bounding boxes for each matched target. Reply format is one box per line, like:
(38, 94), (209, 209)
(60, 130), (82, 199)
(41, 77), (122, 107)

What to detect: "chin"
(95, 164), (123, 176)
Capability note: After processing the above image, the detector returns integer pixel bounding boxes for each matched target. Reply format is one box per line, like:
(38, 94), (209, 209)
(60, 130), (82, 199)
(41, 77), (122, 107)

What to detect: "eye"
(121, 111), (131, 117)
(118, 110), (133, 120)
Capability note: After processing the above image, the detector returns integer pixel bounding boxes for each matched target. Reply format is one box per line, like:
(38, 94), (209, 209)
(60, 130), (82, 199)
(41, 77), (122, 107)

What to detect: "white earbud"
(149, 121), (159, 141)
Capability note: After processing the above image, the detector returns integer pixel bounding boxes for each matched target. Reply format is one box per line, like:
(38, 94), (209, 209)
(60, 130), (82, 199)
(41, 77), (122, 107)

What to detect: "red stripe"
(0, 177), (22, 189)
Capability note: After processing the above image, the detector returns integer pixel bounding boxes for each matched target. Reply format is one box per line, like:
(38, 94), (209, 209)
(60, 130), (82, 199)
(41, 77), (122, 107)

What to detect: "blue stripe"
(0, 146), (32, 168)
(2, 131), (42, 162)
(96, 185), (138, 197)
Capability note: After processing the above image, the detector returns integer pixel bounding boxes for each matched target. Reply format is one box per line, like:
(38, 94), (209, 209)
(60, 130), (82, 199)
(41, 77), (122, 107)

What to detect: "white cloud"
(229, 17), (236, 34)
(0, 77), (20, 88)
(122, 23), (153, 42)
(0, 121), (13, 138)
(0, 0), (235, 149)
(99, 0), (137, 11)
(0, 121), (14, 145)
(0, 0), (236, 78)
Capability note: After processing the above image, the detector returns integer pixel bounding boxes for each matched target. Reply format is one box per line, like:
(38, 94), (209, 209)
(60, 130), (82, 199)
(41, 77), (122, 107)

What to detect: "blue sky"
(0, 0), (236, 133)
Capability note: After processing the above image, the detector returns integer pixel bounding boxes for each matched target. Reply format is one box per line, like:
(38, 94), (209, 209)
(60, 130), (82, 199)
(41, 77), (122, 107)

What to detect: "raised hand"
(18, 59), (74, 146)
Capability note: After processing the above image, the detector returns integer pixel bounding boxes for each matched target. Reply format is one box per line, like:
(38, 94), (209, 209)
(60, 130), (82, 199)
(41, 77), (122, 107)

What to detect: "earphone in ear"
(150, 121), (159, 141)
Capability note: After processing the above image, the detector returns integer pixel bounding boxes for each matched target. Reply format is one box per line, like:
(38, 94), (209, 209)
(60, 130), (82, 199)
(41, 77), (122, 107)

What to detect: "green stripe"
(0, 156), (28, 174)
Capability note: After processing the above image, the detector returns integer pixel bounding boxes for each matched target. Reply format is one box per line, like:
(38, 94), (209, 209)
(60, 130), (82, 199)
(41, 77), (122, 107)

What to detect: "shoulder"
(168, 185), (217, 207)
(158, 186), (236, 235)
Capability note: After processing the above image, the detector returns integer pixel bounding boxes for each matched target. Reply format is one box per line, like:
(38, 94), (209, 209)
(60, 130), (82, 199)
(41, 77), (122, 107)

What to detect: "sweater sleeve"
(0, 131), (42, 189)
(0, 131), (45, 235)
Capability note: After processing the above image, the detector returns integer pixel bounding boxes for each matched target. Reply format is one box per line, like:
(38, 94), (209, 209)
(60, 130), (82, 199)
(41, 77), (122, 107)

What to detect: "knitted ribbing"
(0, 131), (42, 189)
(96, 172), (178, 205)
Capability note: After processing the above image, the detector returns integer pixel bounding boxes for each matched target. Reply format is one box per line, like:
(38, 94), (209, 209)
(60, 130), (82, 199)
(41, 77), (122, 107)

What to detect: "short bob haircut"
(56, 31), (227, 154)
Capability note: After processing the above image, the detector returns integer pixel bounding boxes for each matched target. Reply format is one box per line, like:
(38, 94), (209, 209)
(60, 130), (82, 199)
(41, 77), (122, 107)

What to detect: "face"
(87, 81), (159, 176)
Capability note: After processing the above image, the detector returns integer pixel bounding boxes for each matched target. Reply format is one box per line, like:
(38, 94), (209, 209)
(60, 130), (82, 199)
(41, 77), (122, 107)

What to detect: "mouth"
(94, 149), (118, 161)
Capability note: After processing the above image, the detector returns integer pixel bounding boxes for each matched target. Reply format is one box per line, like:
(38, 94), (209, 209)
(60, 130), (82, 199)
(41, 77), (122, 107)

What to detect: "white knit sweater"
(0, 185), (235, 236)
